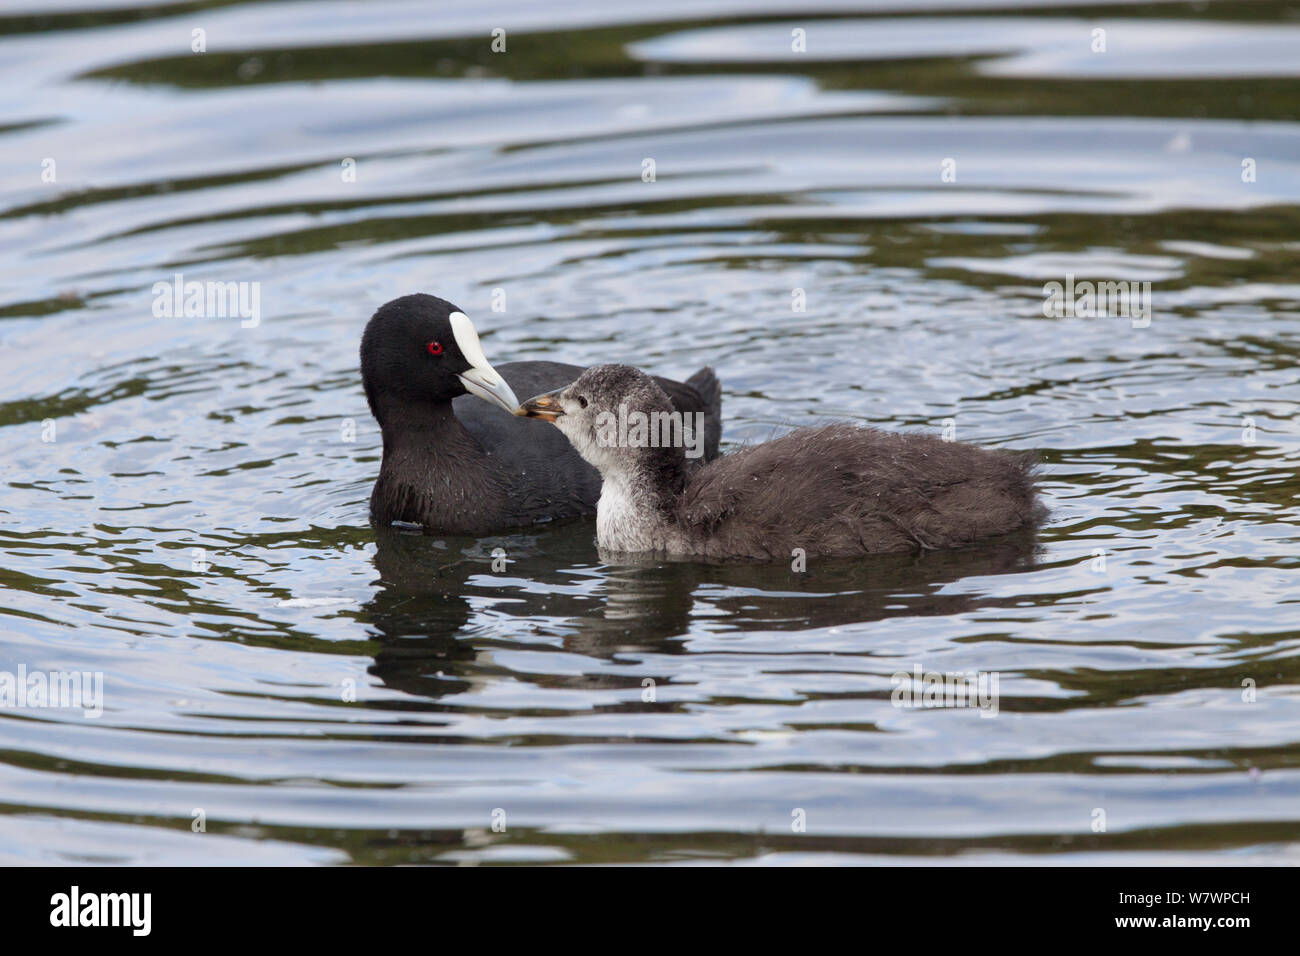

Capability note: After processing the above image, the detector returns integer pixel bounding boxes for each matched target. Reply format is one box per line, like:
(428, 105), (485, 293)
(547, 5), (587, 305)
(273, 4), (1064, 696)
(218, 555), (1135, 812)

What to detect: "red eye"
(427, 341), (443, 355)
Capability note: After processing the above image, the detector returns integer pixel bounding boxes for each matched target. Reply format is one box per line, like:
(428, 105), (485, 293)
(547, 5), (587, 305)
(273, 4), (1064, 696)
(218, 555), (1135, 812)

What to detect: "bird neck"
(595, 449), (688, 552)
(370, 398), (507, 532)
(375, 394), (460, 445)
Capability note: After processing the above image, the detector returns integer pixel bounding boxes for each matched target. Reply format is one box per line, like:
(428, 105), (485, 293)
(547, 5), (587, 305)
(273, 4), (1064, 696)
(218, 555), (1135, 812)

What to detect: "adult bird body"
(360, 295), (722, 534)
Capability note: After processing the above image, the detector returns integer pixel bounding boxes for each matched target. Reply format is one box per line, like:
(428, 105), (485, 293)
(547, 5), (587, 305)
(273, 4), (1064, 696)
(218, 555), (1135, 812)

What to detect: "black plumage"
(360, 295), (722, 534)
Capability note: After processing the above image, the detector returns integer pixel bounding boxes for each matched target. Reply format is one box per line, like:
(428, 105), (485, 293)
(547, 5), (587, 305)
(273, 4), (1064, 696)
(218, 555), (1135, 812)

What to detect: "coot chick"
(518, 364), (1040, 560)
(361, 296), (722, 534)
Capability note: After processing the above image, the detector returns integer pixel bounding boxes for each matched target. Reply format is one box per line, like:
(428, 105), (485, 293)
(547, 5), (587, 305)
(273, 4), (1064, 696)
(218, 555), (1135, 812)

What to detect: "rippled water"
(1, 0), (1298, 865)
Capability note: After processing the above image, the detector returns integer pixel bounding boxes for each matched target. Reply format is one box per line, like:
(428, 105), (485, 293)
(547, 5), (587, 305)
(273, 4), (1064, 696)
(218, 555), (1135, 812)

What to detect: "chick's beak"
(516, 387), (565, 422)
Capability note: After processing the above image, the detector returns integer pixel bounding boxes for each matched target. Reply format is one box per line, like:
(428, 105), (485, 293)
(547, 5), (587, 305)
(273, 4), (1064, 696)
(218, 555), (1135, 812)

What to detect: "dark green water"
(0, 0), (1298, 864)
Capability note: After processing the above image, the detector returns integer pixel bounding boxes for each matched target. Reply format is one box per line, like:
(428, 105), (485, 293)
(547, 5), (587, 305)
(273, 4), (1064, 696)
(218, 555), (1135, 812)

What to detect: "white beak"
(458, 364), (520, 413)
(450, 311), (521, 413)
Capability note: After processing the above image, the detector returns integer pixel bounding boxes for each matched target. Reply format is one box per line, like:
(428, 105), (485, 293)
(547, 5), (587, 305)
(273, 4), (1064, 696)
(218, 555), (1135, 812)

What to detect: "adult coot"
(361, 296), (722, 534)
(518, 364), (1041, 560)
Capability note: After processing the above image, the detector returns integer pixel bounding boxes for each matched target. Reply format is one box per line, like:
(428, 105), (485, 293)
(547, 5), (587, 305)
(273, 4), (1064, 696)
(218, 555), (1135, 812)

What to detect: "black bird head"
(360, 294), (518, 422)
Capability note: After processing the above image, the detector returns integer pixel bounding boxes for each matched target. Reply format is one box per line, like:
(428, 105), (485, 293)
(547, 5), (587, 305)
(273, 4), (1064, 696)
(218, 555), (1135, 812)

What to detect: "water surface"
(1, 0), (1298, 865)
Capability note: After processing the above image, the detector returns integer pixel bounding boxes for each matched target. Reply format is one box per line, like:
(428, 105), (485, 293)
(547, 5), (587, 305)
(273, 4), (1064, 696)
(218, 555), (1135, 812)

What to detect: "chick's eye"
(578, 395), (588, 408)
(426, 341), (443, 356)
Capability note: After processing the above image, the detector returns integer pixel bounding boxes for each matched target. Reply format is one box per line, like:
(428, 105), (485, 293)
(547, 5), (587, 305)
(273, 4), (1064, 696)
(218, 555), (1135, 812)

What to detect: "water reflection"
(364, 522), (1043, 694)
